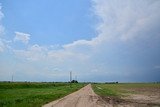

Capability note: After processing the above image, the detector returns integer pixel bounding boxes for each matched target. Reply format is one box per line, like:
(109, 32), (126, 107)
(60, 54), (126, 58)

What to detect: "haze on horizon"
(0, 0), (160, 82)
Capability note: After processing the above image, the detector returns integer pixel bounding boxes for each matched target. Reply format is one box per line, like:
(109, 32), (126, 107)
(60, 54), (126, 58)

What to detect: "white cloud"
(63, 39), (91, 49)
(0, 39), (4, 52)
(57, 0), (160, 53)
(0, 25), (4, 37)
(14, 32), (30, 44)
(0, 5), (5, 52)
(0, 5), (4, 36)
(0, 5), (4, 20)
(92, 0), (160, 41)
(14, 44), (47, 61)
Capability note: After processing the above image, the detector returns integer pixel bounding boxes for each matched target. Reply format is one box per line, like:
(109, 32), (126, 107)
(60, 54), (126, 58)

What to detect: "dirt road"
(43, 84), (109, 107)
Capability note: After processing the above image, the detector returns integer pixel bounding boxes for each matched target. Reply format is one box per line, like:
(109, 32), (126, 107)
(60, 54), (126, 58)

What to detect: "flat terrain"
(92, 83), (160, 107)
(1, 82), (160, 107)
(0, 82), (85, 107)
(43, 84), (108, 107)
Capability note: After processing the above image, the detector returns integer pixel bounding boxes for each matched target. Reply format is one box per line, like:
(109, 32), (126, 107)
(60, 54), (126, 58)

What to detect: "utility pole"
(12, 75), (13, 82)
(70, 71), (72, 87)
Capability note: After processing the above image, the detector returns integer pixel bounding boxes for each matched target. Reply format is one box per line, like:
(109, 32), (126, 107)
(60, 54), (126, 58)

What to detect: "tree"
(71, 80), (78, 83)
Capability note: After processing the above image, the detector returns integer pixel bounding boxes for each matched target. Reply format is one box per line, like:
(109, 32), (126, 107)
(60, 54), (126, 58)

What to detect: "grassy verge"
(0, 82), (85, 107)
(92, 83), (160, 97)
(92, 83), (119, 97)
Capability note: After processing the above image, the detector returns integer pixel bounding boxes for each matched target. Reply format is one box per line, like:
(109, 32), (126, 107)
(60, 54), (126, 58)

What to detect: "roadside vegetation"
(0, 82), (85, 107)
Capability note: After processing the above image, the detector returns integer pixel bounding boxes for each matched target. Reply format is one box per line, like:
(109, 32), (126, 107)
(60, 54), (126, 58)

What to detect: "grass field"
(92, 83), (160, 97)
(92, 83), (160, 106)
(0, 82), (85, 107)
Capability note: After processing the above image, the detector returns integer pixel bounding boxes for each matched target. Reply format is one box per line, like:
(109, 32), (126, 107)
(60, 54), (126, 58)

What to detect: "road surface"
(43, 84), (109, 107)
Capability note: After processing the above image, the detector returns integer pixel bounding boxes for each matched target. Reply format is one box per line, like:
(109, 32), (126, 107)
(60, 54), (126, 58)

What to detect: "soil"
(120, 87), (160, 107)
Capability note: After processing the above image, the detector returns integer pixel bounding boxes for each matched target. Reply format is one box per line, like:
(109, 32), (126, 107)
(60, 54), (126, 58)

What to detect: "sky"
(0, 0), (160, 82)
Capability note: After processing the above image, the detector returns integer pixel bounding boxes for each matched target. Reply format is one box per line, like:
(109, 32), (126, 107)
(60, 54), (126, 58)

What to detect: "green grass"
(92, 83), (160, 97)
(92, 83), (119, 97)
(0, 82), (85, 107)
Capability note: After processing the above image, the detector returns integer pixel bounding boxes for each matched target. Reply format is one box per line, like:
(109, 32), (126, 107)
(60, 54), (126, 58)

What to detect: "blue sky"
(1, 0), (96, 46)
(0, 0), (160, 82)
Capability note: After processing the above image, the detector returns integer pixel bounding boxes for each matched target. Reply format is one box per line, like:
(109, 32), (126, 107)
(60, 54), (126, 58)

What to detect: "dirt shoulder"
(99, 85), (160, 107)
(121, 87), (160, 107)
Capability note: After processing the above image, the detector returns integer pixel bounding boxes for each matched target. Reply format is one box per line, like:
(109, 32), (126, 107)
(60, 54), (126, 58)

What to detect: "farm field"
(0, 82), (85, 107)
(92, 83), (160, 107)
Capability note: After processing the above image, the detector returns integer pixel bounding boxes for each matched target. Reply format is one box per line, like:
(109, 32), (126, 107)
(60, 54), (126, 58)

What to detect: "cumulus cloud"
(0, 39), (4, 52)
(0, 5), (4, 36)
(0, 5), (3, 19)
(14, 44), (48, 61)
(92, 0), (160, 41)
(0, 25), (4, 36)
(0, 5), (6, 52)
(55, 0), (160, 52)
(14, 32), (30, 44)
(0, 5), (4, 52)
